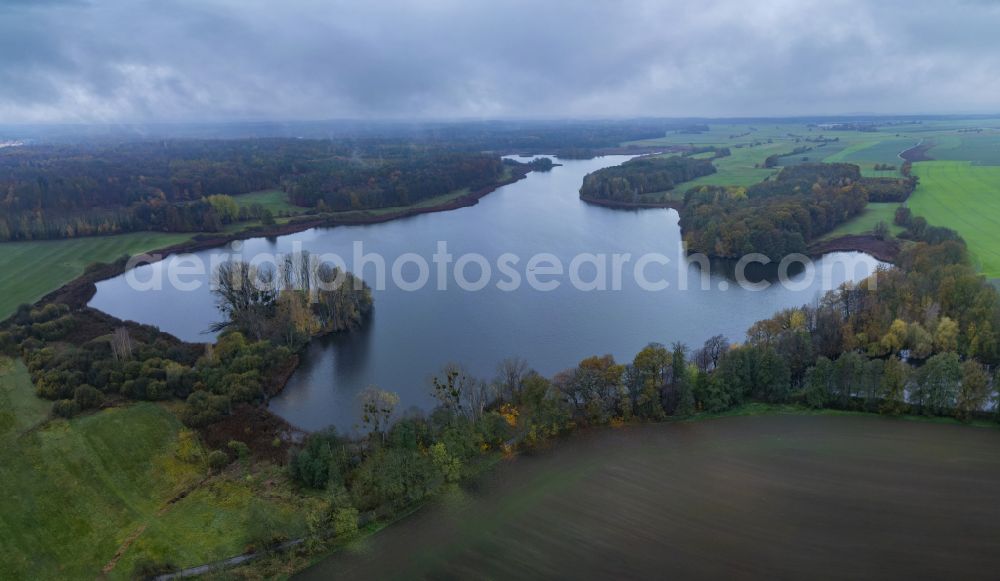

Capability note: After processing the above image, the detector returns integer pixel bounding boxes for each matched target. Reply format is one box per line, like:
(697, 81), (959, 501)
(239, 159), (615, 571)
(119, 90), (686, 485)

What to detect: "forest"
(0, 139), (506, 241)
(680, 163), (915, 258)
(579, 156), (716, 203)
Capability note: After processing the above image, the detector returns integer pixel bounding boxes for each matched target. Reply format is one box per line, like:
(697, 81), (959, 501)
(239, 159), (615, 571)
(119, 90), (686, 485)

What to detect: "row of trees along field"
(284, 223), (1000, 534)
(0, 194), (279, 241)
(680, 163), (915, 258)
(0, 139), (504, 241)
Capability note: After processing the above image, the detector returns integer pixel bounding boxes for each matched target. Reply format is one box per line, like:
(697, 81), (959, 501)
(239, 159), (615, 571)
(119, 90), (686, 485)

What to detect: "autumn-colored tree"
(956, 360), (991, 421)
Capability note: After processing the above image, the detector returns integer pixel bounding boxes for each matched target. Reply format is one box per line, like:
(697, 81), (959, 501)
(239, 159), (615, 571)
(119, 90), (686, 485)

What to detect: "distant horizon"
(3, 112), (1000, 129)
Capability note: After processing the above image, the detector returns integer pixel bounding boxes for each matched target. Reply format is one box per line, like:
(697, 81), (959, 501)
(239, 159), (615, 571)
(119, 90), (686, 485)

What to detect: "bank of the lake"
(808, 234), (902, 263)
(578, 195), (683, 210)
(295, 412), (1000, 580)
(23, 165), (532, 323)
(89, 155), (886, 432)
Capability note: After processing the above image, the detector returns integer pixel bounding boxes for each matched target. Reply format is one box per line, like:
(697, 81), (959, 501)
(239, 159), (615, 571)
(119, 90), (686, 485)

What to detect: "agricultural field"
(301, 414), (1000, 579)
(628, 123), (922, 186)
(925, 132), (1000, 165)
(625, 120), (1000, 279)
(909, 161), (1000, 277)
(233, 189), (306, 216)
(824, 136), (915, 177)
(684, 142), (782, 187)
(0, 232), (193, 321)
(0, 358), (304, 579)
(620, 120), (1000, 198)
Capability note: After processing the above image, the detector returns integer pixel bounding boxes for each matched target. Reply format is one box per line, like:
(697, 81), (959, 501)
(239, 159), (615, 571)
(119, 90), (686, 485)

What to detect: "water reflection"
(89, 155), (886, 431)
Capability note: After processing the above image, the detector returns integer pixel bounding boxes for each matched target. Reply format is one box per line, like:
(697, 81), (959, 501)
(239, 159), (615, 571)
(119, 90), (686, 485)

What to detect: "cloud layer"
(2, 0), (998, 122)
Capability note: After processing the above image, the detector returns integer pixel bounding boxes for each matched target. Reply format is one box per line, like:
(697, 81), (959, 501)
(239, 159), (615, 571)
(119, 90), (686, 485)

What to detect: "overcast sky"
(2, 0), (998, 123)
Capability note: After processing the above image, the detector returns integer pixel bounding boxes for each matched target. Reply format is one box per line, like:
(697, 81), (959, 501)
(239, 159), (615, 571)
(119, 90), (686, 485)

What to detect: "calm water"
(90, 156), (883, 431)
(297, 415), (1000, 580)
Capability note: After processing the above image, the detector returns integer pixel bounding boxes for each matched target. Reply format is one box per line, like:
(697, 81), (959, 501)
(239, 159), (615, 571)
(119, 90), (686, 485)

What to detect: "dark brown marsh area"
(299, 413), (1000, 580)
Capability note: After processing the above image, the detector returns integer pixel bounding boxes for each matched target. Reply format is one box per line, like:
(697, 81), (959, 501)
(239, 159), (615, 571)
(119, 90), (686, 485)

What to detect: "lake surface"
(298, 414), (1000, 580)
(90, 156), (883, 431)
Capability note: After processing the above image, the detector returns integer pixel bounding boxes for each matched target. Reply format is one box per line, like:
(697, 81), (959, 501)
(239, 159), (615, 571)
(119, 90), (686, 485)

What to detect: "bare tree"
(211, 260), (278, 340)
(496, 356), (529, 402)
(463, 379), (496, 421)
(111, 326), (133, 362)
(430, 362), (479, 419)
(696, 335), (729, 372)
(359, 385), (400, 443)
(281, 250), (313, 296)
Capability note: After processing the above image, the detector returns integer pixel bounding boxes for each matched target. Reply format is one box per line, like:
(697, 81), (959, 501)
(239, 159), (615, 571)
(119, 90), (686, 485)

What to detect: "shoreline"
(25, 166), (532, 318)
(1, 166), (535, 455)
(578, 195), (683, 210)
(808, 234), (901, 263)
(578, 193), (901, 264)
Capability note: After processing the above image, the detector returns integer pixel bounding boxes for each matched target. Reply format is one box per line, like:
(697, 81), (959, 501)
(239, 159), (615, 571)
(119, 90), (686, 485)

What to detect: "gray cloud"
(0, 0), (997, 122)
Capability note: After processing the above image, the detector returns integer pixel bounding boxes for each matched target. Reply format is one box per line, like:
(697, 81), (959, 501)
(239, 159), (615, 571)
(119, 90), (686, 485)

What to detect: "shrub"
(207, 449), (230, 472)
(73, 385), (104, 410)
(181, 390), (230, 427)
(228, 440), (250, 464)
(289, 429), (343, 489)
(175, 429), (203, 463)
(246, 499), (289, 550)
(331, 507), (359, 539)
(52, 399), (79, 418)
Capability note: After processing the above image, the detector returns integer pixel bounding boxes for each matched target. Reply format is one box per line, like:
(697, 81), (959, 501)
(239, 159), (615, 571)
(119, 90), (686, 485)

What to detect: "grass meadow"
(233, 189), (306, 216)
(822, 202), (904, 240)
(0, 357), (305, 579)
(0, 232), (193, 321)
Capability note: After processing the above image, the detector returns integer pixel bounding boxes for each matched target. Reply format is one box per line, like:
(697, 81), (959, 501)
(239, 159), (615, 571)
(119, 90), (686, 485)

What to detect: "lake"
(90, 156), (883, 431)
(296, 414), (1000, 580)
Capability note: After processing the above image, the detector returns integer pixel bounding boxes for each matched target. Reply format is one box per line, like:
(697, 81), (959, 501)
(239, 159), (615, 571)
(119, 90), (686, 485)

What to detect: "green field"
(627, 120), (1000, 177)
(628, 123), (920, 186)
(683, 143), (782, 187)
(822, 202), (904, 240)
(233, 189), (306, 216)
(824, 137), (914, 177)
(0, 232), (193, 321)
(910, 161), (1000, 277)
(622, 120), (1000, 277)
(0, 358), (49, 436)
(0, 358), (304, 579)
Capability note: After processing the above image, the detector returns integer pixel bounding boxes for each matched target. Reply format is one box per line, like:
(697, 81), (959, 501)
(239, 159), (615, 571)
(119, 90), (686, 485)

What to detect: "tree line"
(0, 139), (506, 241)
